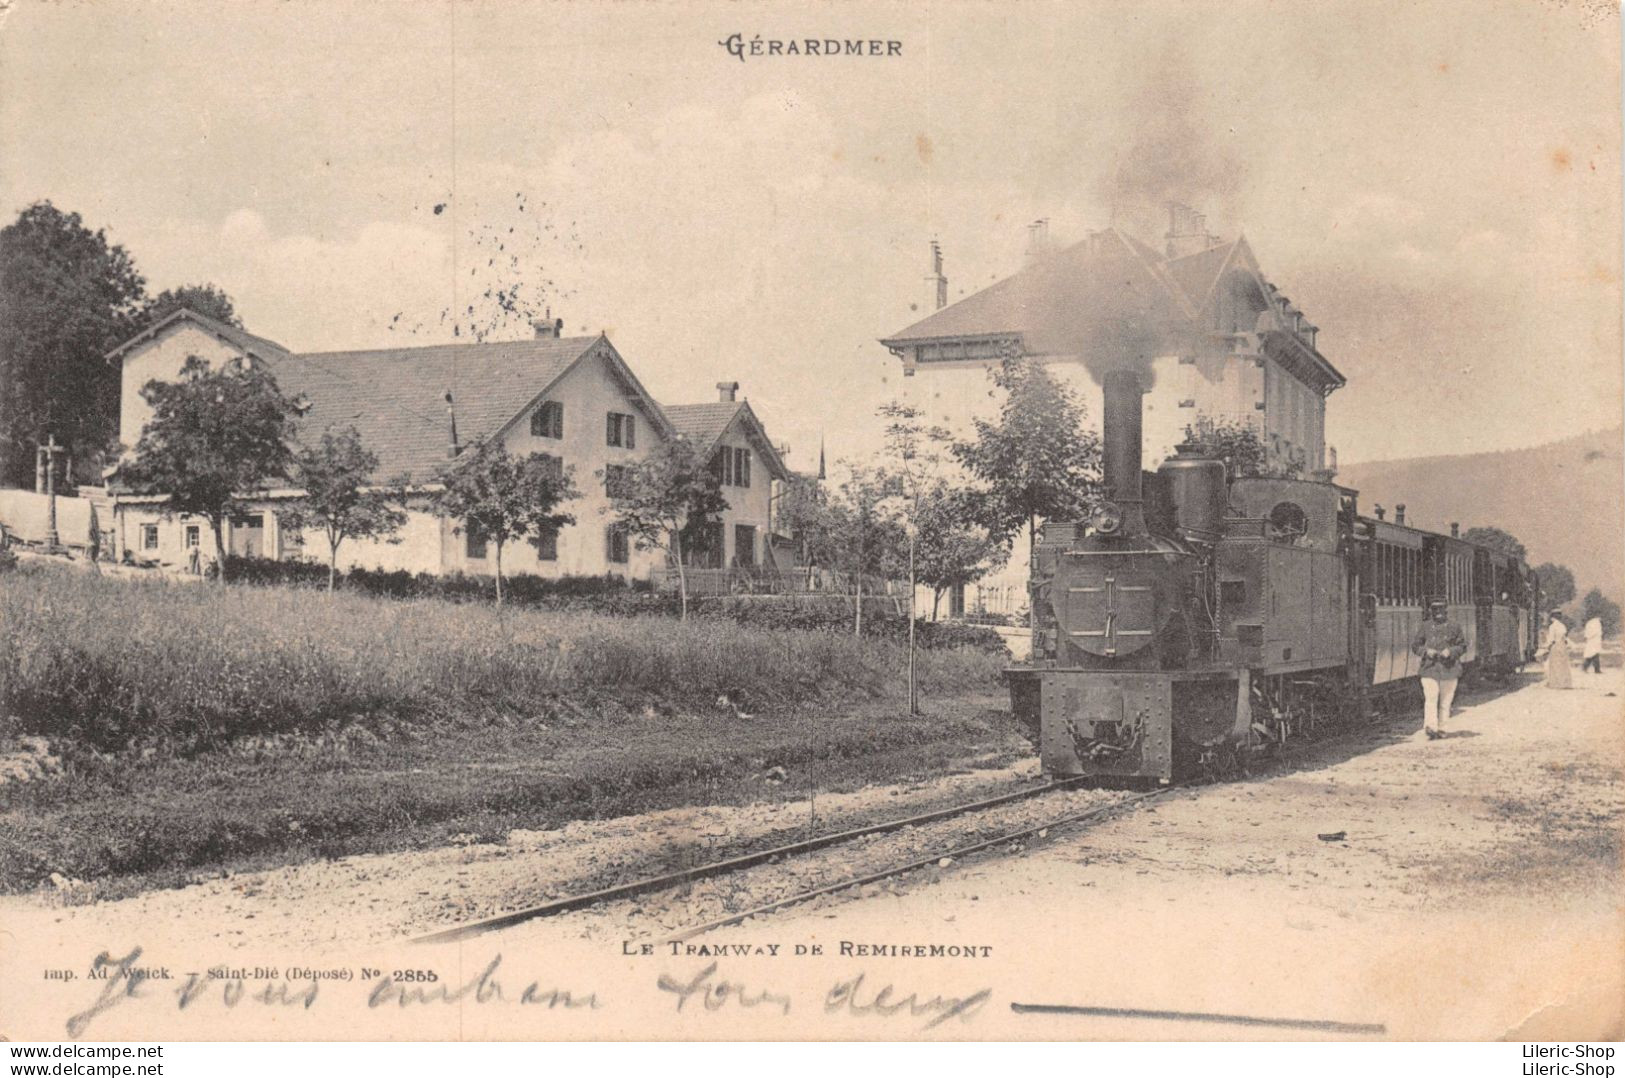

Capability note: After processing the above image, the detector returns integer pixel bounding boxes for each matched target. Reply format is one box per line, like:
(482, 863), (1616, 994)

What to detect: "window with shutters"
(606, 412), (636, 448)
(718, 446), (752, 487)
(534, 526), (558, 561)
(606, 523), (629, 564)
(604, 464), (633, 499)
(531, 401), (564, 439)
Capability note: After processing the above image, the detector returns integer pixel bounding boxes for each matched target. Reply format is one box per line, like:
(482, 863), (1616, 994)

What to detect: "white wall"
(478, 351), (665, 580)
(709, 422), (774, 566)
(119, 324), (247, 453)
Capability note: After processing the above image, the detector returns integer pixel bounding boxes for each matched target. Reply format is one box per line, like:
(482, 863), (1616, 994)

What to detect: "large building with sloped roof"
(881, 207), (1347, 476)
(102, 308), (791, 579)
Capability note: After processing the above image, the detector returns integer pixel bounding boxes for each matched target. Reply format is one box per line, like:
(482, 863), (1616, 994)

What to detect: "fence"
(650, 564), (906, 605)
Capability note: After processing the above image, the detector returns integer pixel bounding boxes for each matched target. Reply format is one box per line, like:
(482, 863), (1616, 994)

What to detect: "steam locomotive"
(1008, 370), (1542, 782)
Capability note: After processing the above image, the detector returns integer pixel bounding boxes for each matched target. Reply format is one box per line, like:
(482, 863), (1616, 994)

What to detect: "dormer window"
(531, 401), (564, 439)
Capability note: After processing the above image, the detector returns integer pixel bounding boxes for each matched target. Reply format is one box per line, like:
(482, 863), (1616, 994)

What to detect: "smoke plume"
(1094, 44), (1247, 244)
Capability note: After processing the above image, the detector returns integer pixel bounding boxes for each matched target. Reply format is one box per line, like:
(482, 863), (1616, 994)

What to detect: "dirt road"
(731, 668), (1625, 1039)
(3, 669), (1619, 1040)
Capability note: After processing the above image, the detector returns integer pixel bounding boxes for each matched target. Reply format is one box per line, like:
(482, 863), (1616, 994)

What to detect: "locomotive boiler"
(1008, 370), (1540, 783)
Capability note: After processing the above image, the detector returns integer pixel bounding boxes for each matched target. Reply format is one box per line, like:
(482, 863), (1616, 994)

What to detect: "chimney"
(1165, 202), (1220, 258)
(1395, 504), (1407, 526)
(927, 240), (948, 310)
(1024, 218), (1051, 263)
(1450, 522), (1460, 538)
(445, 390), (460, 458)
(717, 381), (740, 403)
(1101, 369), (1146, 536)
(532, 308), (562, 339)
(1375, 504), (1385, 521)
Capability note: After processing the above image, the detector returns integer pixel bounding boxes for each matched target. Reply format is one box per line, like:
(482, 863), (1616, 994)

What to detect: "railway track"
(411, 775), (1161, 945)
(409, 700), (1432, 948)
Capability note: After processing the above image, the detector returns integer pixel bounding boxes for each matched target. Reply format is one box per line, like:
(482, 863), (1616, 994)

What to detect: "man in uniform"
(1412, 597), (1468, 740)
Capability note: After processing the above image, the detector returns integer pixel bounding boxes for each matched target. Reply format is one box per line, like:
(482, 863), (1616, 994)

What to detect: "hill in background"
(1337, 428), (1625, 598)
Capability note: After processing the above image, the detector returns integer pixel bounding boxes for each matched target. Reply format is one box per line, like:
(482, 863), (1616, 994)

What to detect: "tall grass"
(1, 564), (1003, 752)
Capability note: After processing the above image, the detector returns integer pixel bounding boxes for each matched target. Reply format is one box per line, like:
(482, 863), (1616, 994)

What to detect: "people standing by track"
(1582, 615), (1604, 675)
(1412, 597), (1467, 740)
(1542, 611), (1572, 689)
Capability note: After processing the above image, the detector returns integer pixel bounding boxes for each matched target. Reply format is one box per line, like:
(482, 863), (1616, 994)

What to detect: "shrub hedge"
(220, 555), (1008, 651)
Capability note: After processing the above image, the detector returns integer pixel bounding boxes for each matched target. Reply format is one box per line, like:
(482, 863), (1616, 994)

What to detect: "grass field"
(0, 563), (1019, 897)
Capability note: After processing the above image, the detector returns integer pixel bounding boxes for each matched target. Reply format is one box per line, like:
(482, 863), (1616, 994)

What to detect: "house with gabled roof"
(663, 382), (792, 572)
(100, 307), (785, 583)
(881, 206), (1347, 475)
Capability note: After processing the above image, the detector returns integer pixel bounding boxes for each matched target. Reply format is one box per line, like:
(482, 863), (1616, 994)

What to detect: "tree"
(914, 487), (1007, 618)
(438, 439), (578, 605)
(0, 202), (146, 488)
(775, 473), (836, 585)
(825, 464), (906, 637)
(1532, 562), (1576, 609)
(142, 284), (241, 329)
(601, 436), (728, 621)
(1580, 588), (1621, 637)
(1461, 526), (1527, 564)
(1183, 416), (1303, 479)
(951, 355), (1102, 554)
(289, 428), (409, 591)
(878, 400), (941, 713)
(120, 355), (301, 584)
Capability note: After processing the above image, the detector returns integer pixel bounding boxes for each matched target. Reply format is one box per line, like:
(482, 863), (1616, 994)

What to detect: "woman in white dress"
(1543, 612), (1572, 690)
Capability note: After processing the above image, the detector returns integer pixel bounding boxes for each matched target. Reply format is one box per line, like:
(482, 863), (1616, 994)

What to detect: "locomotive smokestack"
(1101, 369), (1146, 534)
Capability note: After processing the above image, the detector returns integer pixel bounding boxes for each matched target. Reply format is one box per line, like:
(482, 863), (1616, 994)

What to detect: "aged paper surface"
(0, 0), (1621, 1044)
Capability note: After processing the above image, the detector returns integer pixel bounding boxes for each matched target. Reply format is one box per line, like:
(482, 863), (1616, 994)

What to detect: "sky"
(1, 0), (1619, 471)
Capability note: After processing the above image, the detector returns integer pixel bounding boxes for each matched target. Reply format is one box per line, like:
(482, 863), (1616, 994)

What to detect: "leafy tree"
(877, 400), (940, 712)
(1183, 416), (1303, 479)
(288, 427), (409, 591)
(142, 284), (240, 329)
(120, 355), (301, 584)
(1462, 526), (1528, 564)
(914, 487), (1007, 618)
(1580, 588), (1621, 637)
(775, 473), (836, 583)
(0, 202), (146, 487)
(951, 355), (1102, 553)
(825, 464), (906, 637)
(1532, 562), (1576, 609)
(438, 438), (578, 605)
(601, 436), (728, 621)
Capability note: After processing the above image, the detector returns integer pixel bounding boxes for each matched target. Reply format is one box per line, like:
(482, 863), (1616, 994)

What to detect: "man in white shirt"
(1582, 616), (1604, 675)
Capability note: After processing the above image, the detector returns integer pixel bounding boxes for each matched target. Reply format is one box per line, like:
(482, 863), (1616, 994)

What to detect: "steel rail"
(653, 787), (1171, 945)
(411, 775), (1092, 945)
